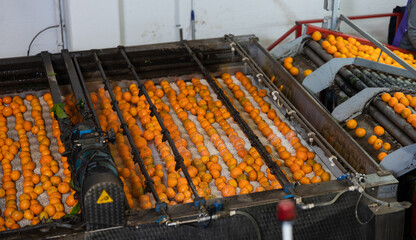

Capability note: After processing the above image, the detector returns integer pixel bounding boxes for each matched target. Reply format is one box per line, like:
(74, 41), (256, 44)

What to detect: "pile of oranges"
(381, 91), (416, 128)
(191, 77), (272, 195)
(220, 72), (330, 184)
(0, 94), (76, 231)
(345, 118), (390, 161)
(0, 74), (336, 230)
(282, 57), (313, 78)
(312, 31), (415, 68)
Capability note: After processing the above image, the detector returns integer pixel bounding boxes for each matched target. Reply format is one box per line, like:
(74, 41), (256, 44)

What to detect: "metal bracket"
(302, 58), (355, 94)
(380, 143), (416, 177)
(331, 87), (389, 122)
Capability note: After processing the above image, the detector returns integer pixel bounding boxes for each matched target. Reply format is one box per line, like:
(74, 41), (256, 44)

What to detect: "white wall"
(62, 0), (410, 51)
(0, 0), (409, 58)
(0, 0), (60, 58)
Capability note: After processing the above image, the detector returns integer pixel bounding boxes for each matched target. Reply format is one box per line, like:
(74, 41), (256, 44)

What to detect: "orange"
(311, 31), (322, 41)
(312, 163), (322, 172)
(401, 108), (412, 119)
(368, 135), (377, 145)
(388, 97), (398, 107)
(300, 177), (311, 185)
(230, 167), (243, 179)
(393, 92), (405, 100)
(19, 200), (30, 210)
(355, 128), (366, 138)
(346, 119), (357, 129)
(393, 103), (405, 114)
(283, 57), (293, 64)
(292, 171), (303, 181)
(321, 172), (330, 182)
(373, 139), (383, 150)
(408, 114), (416, 123)
(382, 142), (391, 151)
(326, 45), (337, 54)
(10, 170), (20, 181)
(378, 152), (387, 161)
(400, 97), (410, 107)
(311, 176), (322, 183)
(30, 204), (43, 215)
(11, 210), (23, 222)
(289, 67), (299, 76)
(44, 205), (56, 217)
(290, 163), (301, 173)
(374, 126), (385, 136)
(303, 69), (313, 77)
(2, 107), (12, 117)
(5, 218), (15, 228)
(283, 62), (293, 70)
(221, 185), (236, 197)
(321, 41), (331, 49)
(301, 164), (313, 174)
(57, 182), (70, 194)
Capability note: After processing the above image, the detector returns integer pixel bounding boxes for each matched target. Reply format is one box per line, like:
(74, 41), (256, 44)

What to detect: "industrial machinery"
(0, 35), (406, 239)
(269, 14), (416, 238)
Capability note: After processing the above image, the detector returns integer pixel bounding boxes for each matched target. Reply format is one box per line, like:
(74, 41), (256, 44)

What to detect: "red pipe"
(267, 25), (298, 51)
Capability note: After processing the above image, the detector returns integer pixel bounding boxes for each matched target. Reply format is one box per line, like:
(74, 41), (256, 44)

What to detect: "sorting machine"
(0, 35), (406, 240)
(270, 15), (416, 238)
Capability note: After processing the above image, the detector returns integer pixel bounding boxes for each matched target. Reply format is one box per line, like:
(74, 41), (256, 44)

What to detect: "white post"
(282, 221), (293, 240)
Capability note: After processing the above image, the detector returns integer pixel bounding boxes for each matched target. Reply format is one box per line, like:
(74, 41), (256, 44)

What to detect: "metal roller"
(303, 47), (356, 97)
(368, 105), (414, 146)
(373, 99), (416, 142)
(306, 41), (368, 91)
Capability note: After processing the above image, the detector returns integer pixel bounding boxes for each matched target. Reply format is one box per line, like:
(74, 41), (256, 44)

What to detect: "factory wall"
(0, 0), (60, 58)
(0, 0), (408, 58)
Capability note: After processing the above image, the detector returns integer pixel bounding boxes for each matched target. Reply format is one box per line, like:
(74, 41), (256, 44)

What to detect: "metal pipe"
(191, 0), (195, 40)
(339, 14), (416, 77)
(373, 99), (416, 142)
(348, 67), (380, 88)
(73, 56), (102, 132)
(306, 41), (368, 91)
(368, 106), (414, 146)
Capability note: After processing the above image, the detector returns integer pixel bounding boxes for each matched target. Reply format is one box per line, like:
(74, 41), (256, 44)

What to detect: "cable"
(27, 25), (59, 56)
(231, 211), (262, 240)
(355, 193), (382, 225)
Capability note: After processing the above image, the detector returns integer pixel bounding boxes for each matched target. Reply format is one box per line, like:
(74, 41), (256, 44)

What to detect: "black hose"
(232, 211), (262, 240)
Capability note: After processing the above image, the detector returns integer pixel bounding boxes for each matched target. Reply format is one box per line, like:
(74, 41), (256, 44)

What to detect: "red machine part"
(267, 12), (403, 52)
(277, 199), (297, 221)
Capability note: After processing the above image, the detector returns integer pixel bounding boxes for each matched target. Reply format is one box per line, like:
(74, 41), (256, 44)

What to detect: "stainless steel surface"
(331, 87), (388, 122)
(303, 58), (355, 93)
(380, 144), (416, 177)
